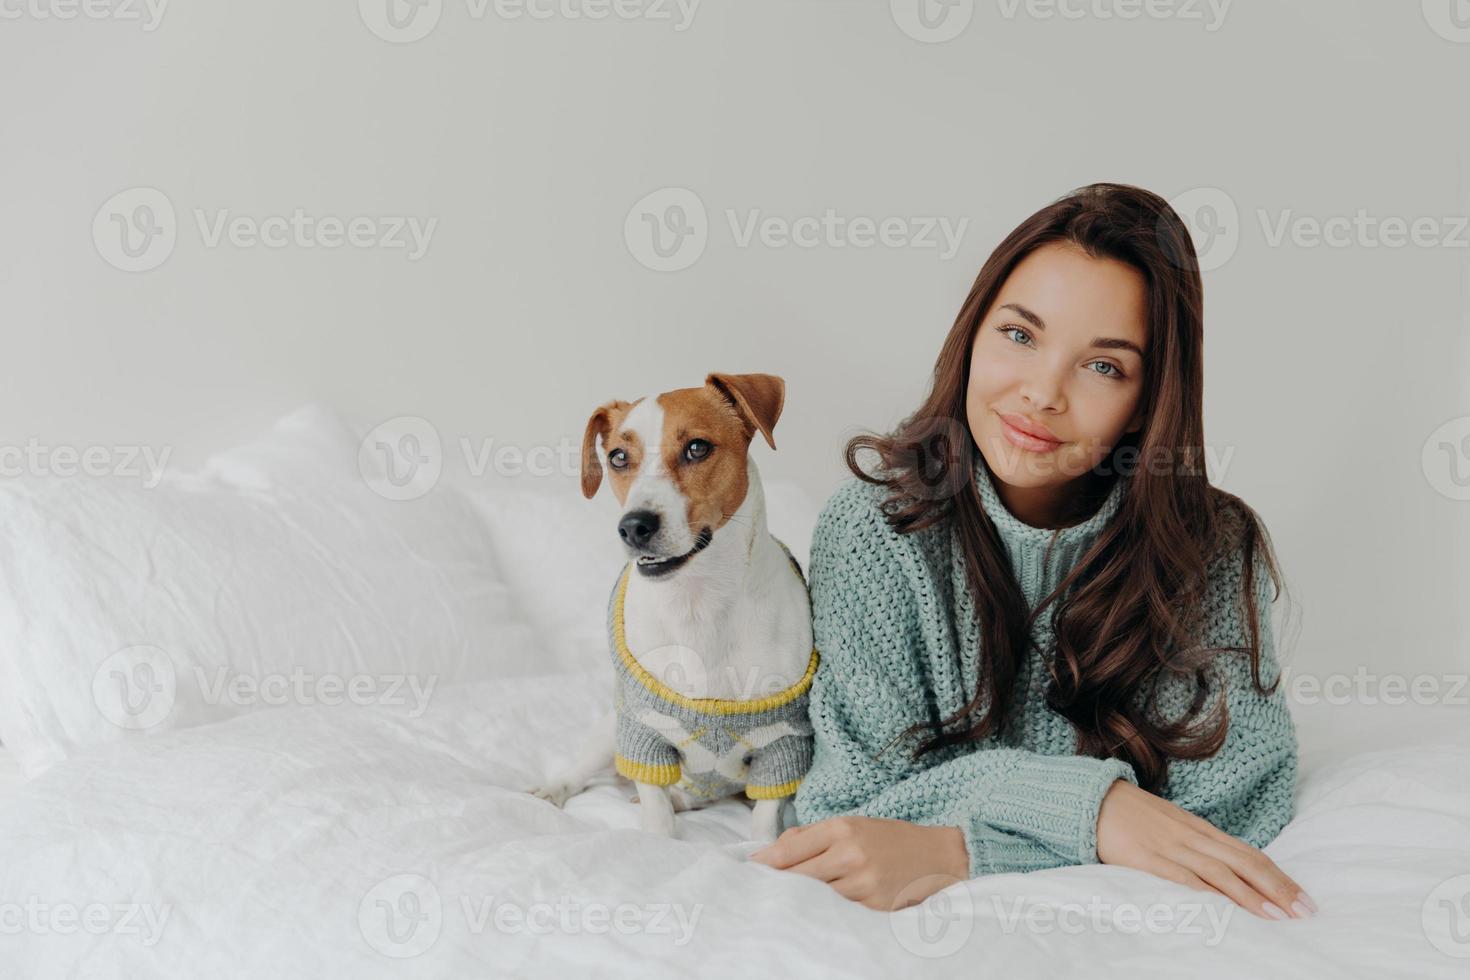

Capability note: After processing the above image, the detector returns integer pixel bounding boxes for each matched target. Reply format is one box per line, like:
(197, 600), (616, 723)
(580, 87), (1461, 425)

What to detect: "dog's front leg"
(527, 708), (616, 806)
(636, 782), (676, 836)
(750, 797), (786, 842)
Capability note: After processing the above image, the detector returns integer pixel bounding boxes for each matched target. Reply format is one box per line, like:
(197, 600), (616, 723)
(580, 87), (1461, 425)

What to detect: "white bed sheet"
(0, 744), (25, 799)
(0, 672), (1466, 979)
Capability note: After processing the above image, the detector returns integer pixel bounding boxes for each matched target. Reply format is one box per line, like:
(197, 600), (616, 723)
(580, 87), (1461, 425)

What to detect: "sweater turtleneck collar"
(969, 452), (1129, 611)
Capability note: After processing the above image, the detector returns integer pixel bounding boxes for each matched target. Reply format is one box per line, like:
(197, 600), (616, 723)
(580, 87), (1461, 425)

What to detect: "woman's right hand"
(1095, 778), (1317, 920)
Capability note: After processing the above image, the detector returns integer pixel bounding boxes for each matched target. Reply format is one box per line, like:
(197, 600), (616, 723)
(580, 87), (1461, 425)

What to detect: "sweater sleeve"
(1147, 541), (1298, 848)
(791, 483), (1140, 879)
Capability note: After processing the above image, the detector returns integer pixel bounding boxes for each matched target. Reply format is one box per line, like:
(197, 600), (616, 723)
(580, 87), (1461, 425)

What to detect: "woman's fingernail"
(1260, 902), (1288, 920)
(1297, 892), (1319, 914)
(1290, 900), (1312, 918)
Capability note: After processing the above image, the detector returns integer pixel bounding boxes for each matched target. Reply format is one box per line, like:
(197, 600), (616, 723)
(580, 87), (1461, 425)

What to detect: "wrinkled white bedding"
(0, 746), (24, 799)
(2, 672), (1467, 979)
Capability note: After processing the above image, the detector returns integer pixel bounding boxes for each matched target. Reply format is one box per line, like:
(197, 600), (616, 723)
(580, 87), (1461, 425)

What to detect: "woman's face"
(965, 241), (1148, 527)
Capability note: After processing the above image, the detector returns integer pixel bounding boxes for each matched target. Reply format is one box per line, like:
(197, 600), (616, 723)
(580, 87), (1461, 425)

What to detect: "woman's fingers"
(1180, 849), (1263, 914)
(1186, 834), (1311, 918)
(750, 821), (832, 870)
(1159, 798), (1256, 851)
(1136, 853), (1216, 896)
(754, 821), (863, 886)
(1153, 799), (1315, 915)
(784, 849), (851, 884)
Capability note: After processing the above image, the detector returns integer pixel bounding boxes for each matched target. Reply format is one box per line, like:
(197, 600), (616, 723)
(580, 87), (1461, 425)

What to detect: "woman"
(751, 183), (1317, 922)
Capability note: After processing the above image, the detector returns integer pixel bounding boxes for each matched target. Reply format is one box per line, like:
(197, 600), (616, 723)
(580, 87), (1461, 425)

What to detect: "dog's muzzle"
(632, 525), (713, 578)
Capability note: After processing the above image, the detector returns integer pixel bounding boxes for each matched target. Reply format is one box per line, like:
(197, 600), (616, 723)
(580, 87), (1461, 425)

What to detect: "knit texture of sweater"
(609, 537), (818, 802)
(792, 452), (1297, 879)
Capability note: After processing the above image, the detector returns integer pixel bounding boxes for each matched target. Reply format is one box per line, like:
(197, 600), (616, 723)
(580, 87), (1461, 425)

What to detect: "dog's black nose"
(618, 510), (660, 549)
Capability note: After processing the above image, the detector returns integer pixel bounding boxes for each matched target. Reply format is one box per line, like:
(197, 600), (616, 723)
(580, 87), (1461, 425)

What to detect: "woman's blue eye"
(999, 325), (1124, 379)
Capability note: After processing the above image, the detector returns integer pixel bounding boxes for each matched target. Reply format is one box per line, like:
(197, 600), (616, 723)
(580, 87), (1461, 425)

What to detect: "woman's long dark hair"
(848, 182), (1288, 794)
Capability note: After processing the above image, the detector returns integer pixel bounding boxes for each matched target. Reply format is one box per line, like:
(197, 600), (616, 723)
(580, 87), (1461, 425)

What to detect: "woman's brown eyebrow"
(999, 302), (1144, 359)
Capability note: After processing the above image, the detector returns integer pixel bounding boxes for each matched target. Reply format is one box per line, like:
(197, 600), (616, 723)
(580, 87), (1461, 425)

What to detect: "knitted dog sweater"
(793, 452), (1298, 880)
(609, 537), (818, 802)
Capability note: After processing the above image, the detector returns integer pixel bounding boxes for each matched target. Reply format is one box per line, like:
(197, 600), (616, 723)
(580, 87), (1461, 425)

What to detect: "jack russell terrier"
(527, 372), (817, 843)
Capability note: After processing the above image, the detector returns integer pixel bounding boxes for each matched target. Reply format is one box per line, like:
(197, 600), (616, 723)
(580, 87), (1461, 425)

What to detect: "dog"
(526, 372), (817, 843)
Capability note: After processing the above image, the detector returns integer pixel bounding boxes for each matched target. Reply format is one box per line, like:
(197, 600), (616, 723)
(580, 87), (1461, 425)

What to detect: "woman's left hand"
(749, 815), (970, 911)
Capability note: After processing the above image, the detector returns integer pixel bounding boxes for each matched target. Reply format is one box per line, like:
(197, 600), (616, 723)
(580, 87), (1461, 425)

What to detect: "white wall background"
(2, 1), (1467, 682)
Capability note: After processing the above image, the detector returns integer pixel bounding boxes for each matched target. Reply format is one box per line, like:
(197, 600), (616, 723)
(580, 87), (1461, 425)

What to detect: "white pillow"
(0, 404), (549, 778)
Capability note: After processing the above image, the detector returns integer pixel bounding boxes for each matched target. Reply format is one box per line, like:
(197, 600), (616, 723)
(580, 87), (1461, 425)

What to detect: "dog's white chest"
(621, 540), (813, 702)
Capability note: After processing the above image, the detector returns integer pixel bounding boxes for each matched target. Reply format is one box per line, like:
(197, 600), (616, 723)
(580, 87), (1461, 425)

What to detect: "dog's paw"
(749, 798), (785, 842)
(640, 806), (676, 837)
(526, 782), (579, 807)
(637, 792), (677, 836)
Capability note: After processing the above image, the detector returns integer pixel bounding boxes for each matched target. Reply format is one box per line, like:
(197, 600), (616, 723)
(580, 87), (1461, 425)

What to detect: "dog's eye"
(684, 439), (712, 462)
(608, 448), (628, 469)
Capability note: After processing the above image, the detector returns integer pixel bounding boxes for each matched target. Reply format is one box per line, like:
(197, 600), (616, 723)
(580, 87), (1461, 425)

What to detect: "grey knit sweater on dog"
(608, 537), (818, 801)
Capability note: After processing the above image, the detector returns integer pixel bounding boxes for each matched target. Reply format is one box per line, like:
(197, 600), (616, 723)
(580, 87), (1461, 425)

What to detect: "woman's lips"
(999, 414), (1063, 453)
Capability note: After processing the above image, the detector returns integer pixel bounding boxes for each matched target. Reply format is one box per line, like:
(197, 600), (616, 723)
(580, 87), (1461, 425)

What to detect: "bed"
(1, 406), (1467, 979)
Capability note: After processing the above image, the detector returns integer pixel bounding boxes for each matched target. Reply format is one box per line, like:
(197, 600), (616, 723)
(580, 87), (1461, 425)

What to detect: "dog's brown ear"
(707, 373), (784, 450)
(581, 401), (621, 499)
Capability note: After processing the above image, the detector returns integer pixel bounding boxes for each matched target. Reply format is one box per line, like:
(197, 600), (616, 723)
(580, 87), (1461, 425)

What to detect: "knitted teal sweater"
(792, 453), (1297, 880)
